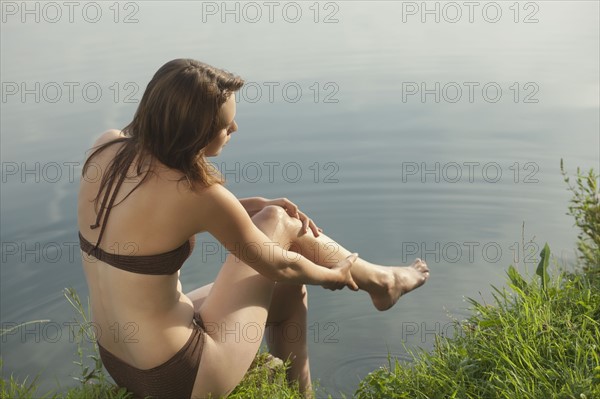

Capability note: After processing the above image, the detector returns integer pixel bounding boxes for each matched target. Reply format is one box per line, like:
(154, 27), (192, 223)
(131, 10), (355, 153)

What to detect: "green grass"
(1, 288), (305, 399)
(1, 349), (301, 399)
(1, 289), (303, 399)
(1, 289), (136, 399)
(355, 253), (600, 398)
(228, 352), (305, 399)
(355, 162), (600, 399)
(561, 160), (600, 280)
(2, 162), (599, 398)
(6, 264), (597, 399)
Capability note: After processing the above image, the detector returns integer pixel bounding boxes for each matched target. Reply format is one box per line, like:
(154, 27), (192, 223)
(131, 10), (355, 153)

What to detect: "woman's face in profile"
(204, 93), (238, 157)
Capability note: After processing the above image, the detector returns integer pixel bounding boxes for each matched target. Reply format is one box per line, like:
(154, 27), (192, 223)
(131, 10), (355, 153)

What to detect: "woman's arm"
(238, 197), (268, 217)
(190, 184), (357, 289)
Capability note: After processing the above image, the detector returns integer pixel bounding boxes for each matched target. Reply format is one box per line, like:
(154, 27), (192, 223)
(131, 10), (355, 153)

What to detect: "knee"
(250, 205), (289, 240)
(252, 205), (301, 230)
(251, 205), (303, 247)
(253, 205), (287, 223)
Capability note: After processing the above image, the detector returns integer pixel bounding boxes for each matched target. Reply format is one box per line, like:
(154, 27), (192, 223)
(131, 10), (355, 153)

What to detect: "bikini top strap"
(89, 180), (112, 230)
(87, 171), (128, 254)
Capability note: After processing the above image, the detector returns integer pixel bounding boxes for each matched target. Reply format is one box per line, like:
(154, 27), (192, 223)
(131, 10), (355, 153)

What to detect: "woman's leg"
(288, 229), (430, 311)
(265, 282), (311, 394)
(187, 281), (312, 395)
(191, 205), (429, 397)
(191, 206), (307, 398)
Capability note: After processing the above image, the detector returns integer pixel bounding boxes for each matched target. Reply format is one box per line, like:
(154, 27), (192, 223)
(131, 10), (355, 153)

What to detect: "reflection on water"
(1, 1), (598, 396)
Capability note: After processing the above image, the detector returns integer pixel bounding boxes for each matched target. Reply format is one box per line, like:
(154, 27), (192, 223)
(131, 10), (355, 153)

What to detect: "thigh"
(186, 283), (214, 311)
(266, 282), (307, 325)
(191, 253), (276, 398)
(187, 282), (304, 325)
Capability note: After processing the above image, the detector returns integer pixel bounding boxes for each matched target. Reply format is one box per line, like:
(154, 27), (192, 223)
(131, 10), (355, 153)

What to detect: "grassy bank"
(355, 162), (600, 399)
(2, 162), (598, 398)
(355, 251), (600, 398)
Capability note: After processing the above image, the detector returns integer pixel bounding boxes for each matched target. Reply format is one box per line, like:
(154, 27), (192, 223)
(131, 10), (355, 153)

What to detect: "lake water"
(1, 1), (598, 397)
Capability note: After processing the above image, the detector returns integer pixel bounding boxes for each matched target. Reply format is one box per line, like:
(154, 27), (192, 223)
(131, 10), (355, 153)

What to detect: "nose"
(231, 120), (238, 133)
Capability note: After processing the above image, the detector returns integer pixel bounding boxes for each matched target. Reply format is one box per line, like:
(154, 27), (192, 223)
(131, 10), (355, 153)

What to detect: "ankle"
(377, 268), (394, 293)
(360, 267), (392, 294)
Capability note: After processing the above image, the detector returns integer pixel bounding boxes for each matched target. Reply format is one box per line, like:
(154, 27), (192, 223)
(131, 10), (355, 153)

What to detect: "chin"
(206, 149), (222, 157)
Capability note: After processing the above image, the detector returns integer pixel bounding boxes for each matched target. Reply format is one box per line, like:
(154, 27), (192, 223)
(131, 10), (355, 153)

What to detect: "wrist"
(240, 197), (267, 217)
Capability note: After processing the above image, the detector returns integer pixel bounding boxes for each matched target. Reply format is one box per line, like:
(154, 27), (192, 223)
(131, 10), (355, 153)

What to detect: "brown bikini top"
(79, 169), (195, 275)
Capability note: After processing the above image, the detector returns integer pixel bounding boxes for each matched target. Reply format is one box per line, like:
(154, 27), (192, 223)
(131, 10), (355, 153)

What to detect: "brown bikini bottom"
(98, 313), (206, 399)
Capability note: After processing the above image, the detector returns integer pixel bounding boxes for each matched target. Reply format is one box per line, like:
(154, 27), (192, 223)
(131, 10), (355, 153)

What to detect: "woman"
(77, 58), (430, 399)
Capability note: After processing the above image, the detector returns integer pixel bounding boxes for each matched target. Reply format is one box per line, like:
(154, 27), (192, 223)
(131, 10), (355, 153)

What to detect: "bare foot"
(369, 258), (430, 311)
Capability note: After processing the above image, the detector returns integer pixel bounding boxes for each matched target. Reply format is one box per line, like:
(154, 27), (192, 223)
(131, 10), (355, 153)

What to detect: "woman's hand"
(322, 253), (359, 291)
(265, 198), (322, 237)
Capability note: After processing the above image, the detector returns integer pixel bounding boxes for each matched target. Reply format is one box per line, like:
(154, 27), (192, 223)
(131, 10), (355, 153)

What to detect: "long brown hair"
(81, 58), (244, 212)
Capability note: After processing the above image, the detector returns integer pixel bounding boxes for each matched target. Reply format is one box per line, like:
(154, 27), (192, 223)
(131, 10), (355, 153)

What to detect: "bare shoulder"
(82, 129), (127, 166)
(182, 182), (246, 234)
(186, 182), (239, 214)
(93, 129), (126, 147)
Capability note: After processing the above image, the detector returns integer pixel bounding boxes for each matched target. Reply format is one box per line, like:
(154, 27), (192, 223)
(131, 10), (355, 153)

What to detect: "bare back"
(77, 130), (203, 369)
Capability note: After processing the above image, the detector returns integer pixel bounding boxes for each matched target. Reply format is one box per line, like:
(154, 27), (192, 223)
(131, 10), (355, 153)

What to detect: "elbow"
(270, 264), (292, 283)
(268, 260), (298, 283)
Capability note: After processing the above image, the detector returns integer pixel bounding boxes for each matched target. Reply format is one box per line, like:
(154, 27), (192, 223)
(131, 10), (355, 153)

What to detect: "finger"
(296, 211), (309, 232)
(286, 205), (299, 218)
(345, 255), (359, 290)
(309, 219), (320, 237)
(301, 217), (309, 234)
(346, 253), (359, 264)
(279, 199), (297, 216)
(284, 200), (299, 218)
(291, 207), (300, 218)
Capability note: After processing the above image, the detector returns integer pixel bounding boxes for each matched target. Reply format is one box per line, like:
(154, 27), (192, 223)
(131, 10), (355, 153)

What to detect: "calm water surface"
(1, 2), (598, 397)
